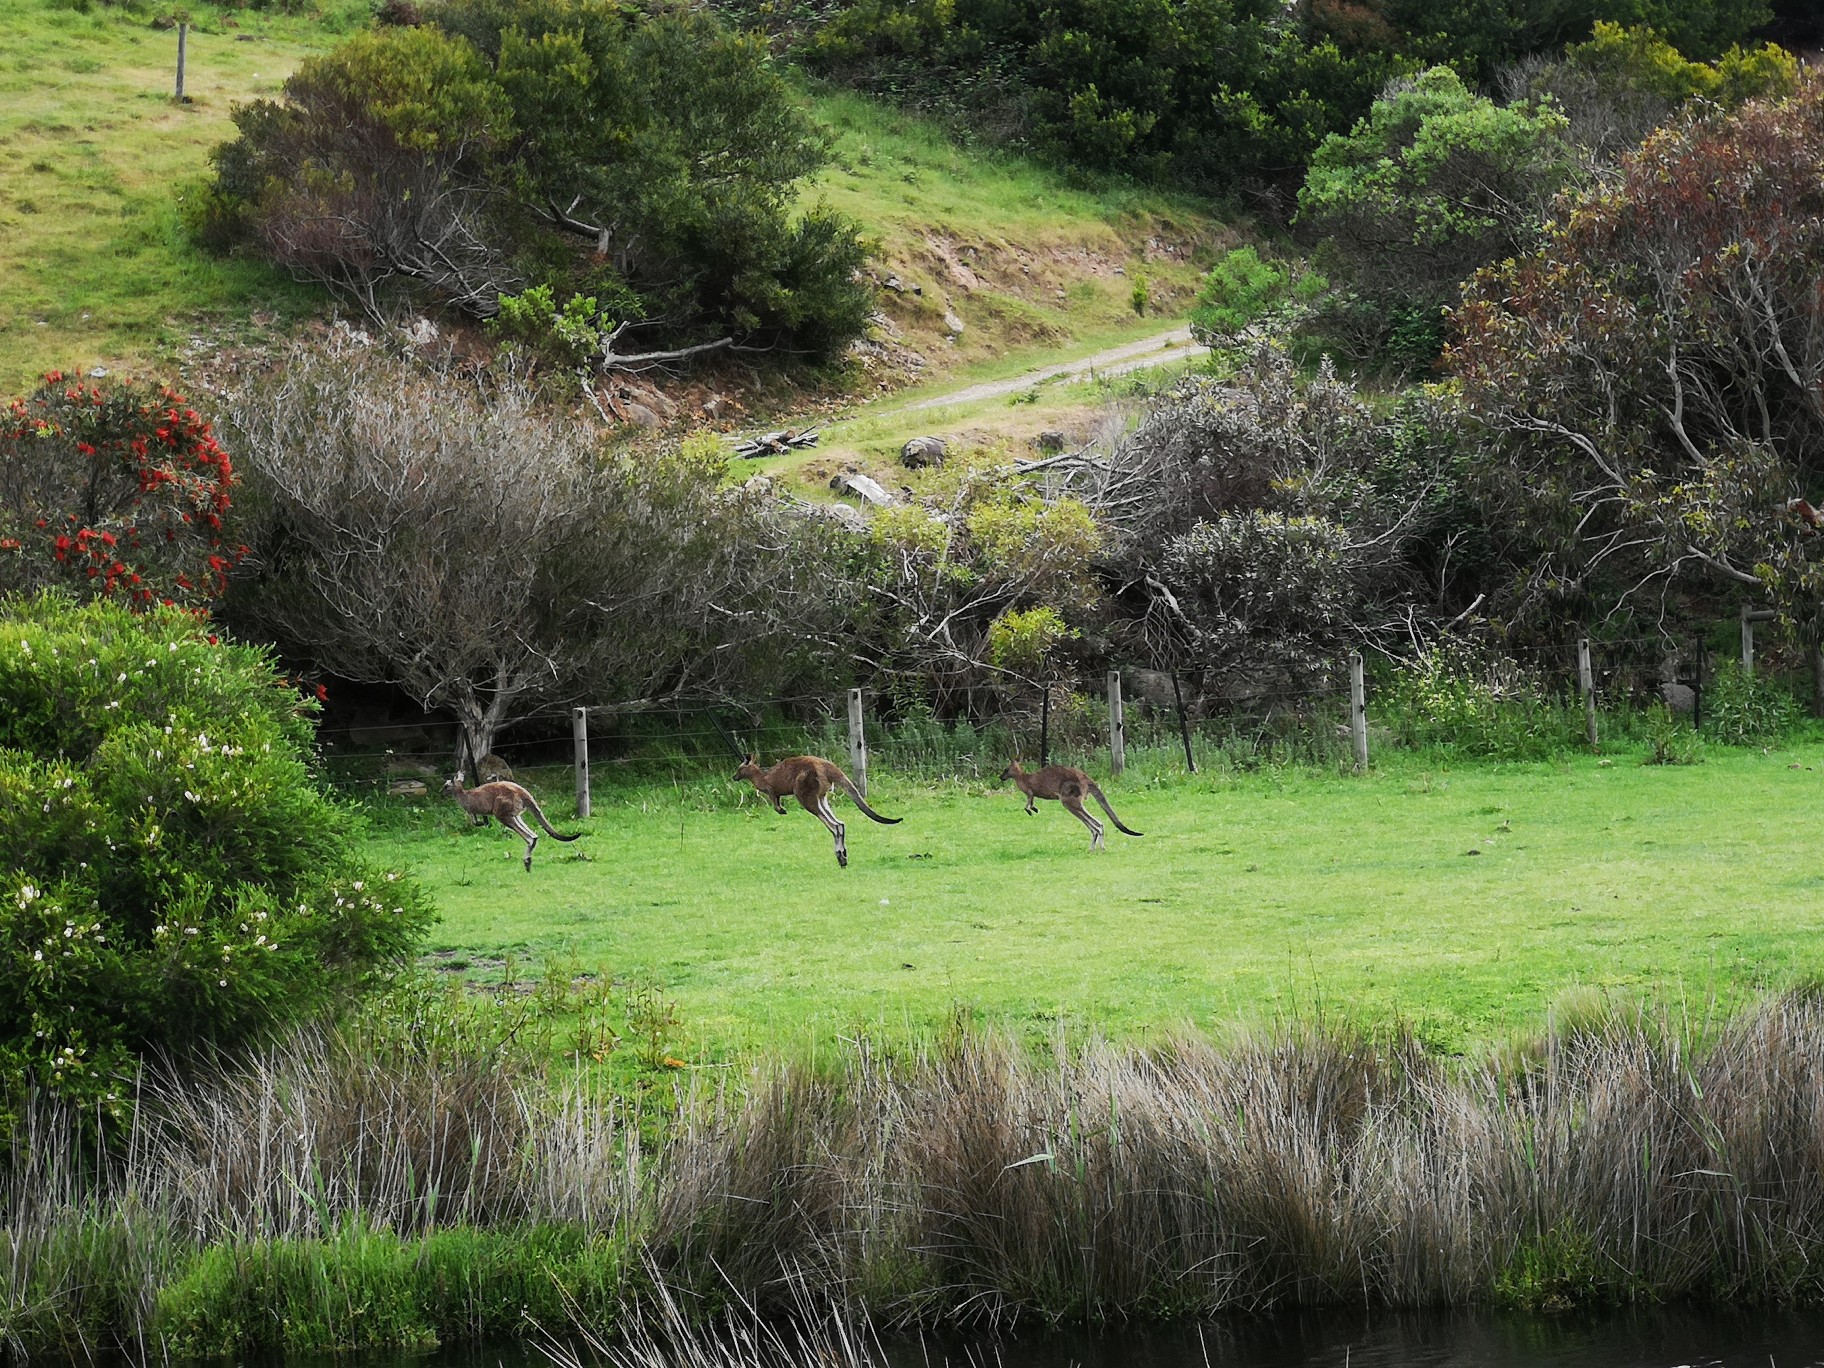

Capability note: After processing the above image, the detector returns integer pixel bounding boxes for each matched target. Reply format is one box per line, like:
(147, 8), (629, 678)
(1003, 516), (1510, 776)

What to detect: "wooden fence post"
(1039, 684), (1051, 768)
(847, 687), (868, 798)
(1106, 670), (1125, 776)
(572, 707), (590, 819)
(1578, 638), (1597, 750)
(1349, 652), (1368, 773)
(1741, 606), (1755, 677)
(174, 22), (187, 101)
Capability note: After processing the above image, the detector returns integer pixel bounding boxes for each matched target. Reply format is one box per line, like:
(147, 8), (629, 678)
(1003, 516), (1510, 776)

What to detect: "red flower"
(315, 683), (329, 703)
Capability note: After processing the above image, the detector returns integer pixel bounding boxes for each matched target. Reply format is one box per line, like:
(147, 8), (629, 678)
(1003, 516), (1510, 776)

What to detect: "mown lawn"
(362, 741), (1824, 1058)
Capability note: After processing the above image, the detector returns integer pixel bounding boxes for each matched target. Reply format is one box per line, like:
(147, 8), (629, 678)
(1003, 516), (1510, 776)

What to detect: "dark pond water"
(395, 1305), (1824, 1368)
(887, 1306), (1824, 1368)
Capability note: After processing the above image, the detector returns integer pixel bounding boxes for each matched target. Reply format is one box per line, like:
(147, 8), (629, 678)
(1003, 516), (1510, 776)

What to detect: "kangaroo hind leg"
(1062, 795), (1104, 851)
(799, 781), (847, 867)
(503, 813), (538, 871)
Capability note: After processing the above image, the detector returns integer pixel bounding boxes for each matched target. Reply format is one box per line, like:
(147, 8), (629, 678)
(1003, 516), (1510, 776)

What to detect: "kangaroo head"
(998, 758), (1024, 782)
(733, 753), (762, 784)
(443, 774), (465, 795)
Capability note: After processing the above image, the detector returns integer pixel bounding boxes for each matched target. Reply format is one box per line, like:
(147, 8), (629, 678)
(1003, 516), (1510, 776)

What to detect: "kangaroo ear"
(746, 752), (757, 765)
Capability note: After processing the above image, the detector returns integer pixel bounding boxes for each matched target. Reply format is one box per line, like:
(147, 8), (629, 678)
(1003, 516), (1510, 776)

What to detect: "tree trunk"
(453, 683), (515, 776)
(1812, 637), (1824, 719)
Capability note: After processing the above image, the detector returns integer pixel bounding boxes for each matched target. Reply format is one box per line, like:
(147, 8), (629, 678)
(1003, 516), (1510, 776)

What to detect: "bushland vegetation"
(197, 0), (873, 362)
(215, 340), (847, 762)
(751, 0), (1772, 195)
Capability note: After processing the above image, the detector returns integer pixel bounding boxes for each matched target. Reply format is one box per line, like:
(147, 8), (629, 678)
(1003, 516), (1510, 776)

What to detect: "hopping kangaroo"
(444, 775), (582, 872)
(999, 760), (1143, 851)
(734, 753), (901, 867)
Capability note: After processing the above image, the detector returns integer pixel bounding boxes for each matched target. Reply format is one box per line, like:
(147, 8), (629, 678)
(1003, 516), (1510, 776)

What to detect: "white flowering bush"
(0, 594), (433, 1128)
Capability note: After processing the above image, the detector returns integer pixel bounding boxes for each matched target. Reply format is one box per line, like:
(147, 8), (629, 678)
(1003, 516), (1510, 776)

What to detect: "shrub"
(0, 374), (241, 609)
(0, 595), (433, 1130)
(1382, 647), (1574, 759)
(1700, 659), (1801, 746)
(202, 4), (872, 360)
(1296, 66), (1572, 373)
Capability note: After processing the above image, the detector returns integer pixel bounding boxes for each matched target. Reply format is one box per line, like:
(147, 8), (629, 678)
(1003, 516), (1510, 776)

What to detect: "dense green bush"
(1294, 66), (1572, 373)
(1700, 659), (1801, 746)
(0, 595), (433, 1129)
(1382, 648), (1575, 759)
(202, 2), (871, 359)
(778, 0), (1769, 193)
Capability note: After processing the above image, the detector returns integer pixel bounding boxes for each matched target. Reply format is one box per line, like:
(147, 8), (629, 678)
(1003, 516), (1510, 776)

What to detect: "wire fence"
(309, 616), (1823, 801)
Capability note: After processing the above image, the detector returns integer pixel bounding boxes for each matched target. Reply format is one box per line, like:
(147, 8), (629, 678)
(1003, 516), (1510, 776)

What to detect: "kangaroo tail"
(525, 795), (583, 842)
(1089, 784), (1143, 837)
(839, 777), (903, 825)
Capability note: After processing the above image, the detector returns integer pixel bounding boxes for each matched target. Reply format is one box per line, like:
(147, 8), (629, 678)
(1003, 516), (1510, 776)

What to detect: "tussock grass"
(658, 992), (1824, 1322)
(13, 991), (1824, 1356)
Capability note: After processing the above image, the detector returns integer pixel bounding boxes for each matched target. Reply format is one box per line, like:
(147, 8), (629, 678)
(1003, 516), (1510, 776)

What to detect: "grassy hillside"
(0, 0), (355, 388)
(0, 0), (1223, 396)
(366, 742), (1824, 1061)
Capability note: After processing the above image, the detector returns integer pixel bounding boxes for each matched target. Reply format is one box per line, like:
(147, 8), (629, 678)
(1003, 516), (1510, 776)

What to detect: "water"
(893, 1307), (1824, 1368)
(382, 1305), (1824, 1368)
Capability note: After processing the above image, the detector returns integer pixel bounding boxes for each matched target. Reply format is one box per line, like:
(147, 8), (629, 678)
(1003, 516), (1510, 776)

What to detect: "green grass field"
(364, 741), (1824, 1060)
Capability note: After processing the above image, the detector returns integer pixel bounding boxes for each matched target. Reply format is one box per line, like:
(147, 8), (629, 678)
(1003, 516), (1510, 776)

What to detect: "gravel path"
(902, 326), (1199, 411)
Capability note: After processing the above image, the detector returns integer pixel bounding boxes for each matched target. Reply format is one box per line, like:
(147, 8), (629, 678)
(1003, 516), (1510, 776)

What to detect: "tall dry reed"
(12, 990), (1824, 1357)
(655, 992), (1824, 1322)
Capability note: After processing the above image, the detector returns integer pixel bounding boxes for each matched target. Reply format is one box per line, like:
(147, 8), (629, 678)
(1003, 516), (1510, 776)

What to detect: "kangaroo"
(443, 774), (581, 873)
(734, 753), (901, 867)
(999, 759), (1142, 851)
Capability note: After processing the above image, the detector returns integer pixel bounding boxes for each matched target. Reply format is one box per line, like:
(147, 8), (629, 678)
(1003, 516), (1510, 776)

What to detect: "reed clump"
(12, 990), (1824, 1358)
(658, 991), (1824, 1322)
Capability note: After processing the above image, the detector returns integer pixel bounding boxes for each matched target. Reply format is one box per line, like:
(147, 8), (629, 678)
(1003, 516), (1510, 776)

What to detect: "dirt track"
(902, 326), (1199, 411)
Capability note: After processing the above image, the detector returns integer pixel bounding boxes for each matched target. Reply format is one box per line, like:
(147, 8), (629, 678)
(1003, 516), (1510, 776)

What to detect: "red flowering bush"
(0, 373), (242, 608)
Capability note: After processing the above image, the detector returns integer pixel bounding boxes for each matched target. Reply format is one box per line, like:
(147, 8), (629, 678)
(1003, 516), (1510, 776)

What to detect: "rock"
(1660, 682), (1696, 714)
(1033, 430), (1067, 454)
(703, 393), (733, 420)
(388, 779), (429, 798)
(942, 310), (966, 336)
(882, 274), (907, 293)
(829, 470), (895, 507)
(901, 436), (947, 469)
(821, 502), (869, 533)
(622, 402), (661, 429)
(476, 753), (514, 782)
(385, 756), (440, 777)
(405, 317), (439, 347)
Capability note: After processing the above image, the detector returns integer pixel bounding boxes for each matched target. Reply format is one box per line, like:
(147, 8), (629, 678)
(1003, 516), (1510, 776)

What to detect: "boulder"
(388, 779), (429, 798)
(942, 310), (966, 336)
(1033, 430), (1067, 454)
(829, 470), (895, 508)
(476, 753), (514, 782)
(901, 436), (947, 469)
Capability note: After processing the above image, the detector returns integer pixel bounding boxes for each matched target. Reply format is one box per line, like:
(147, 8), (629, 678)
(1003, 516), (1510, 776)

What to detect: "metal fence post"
(1349, 652), (1368, 773)
(848, 687), (868, 797)
(1107, 670), (1125, 776)
(1171, 671), (1196, 773)
(1578, 638), (1597, 750)
(572, 707), (590, 818)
